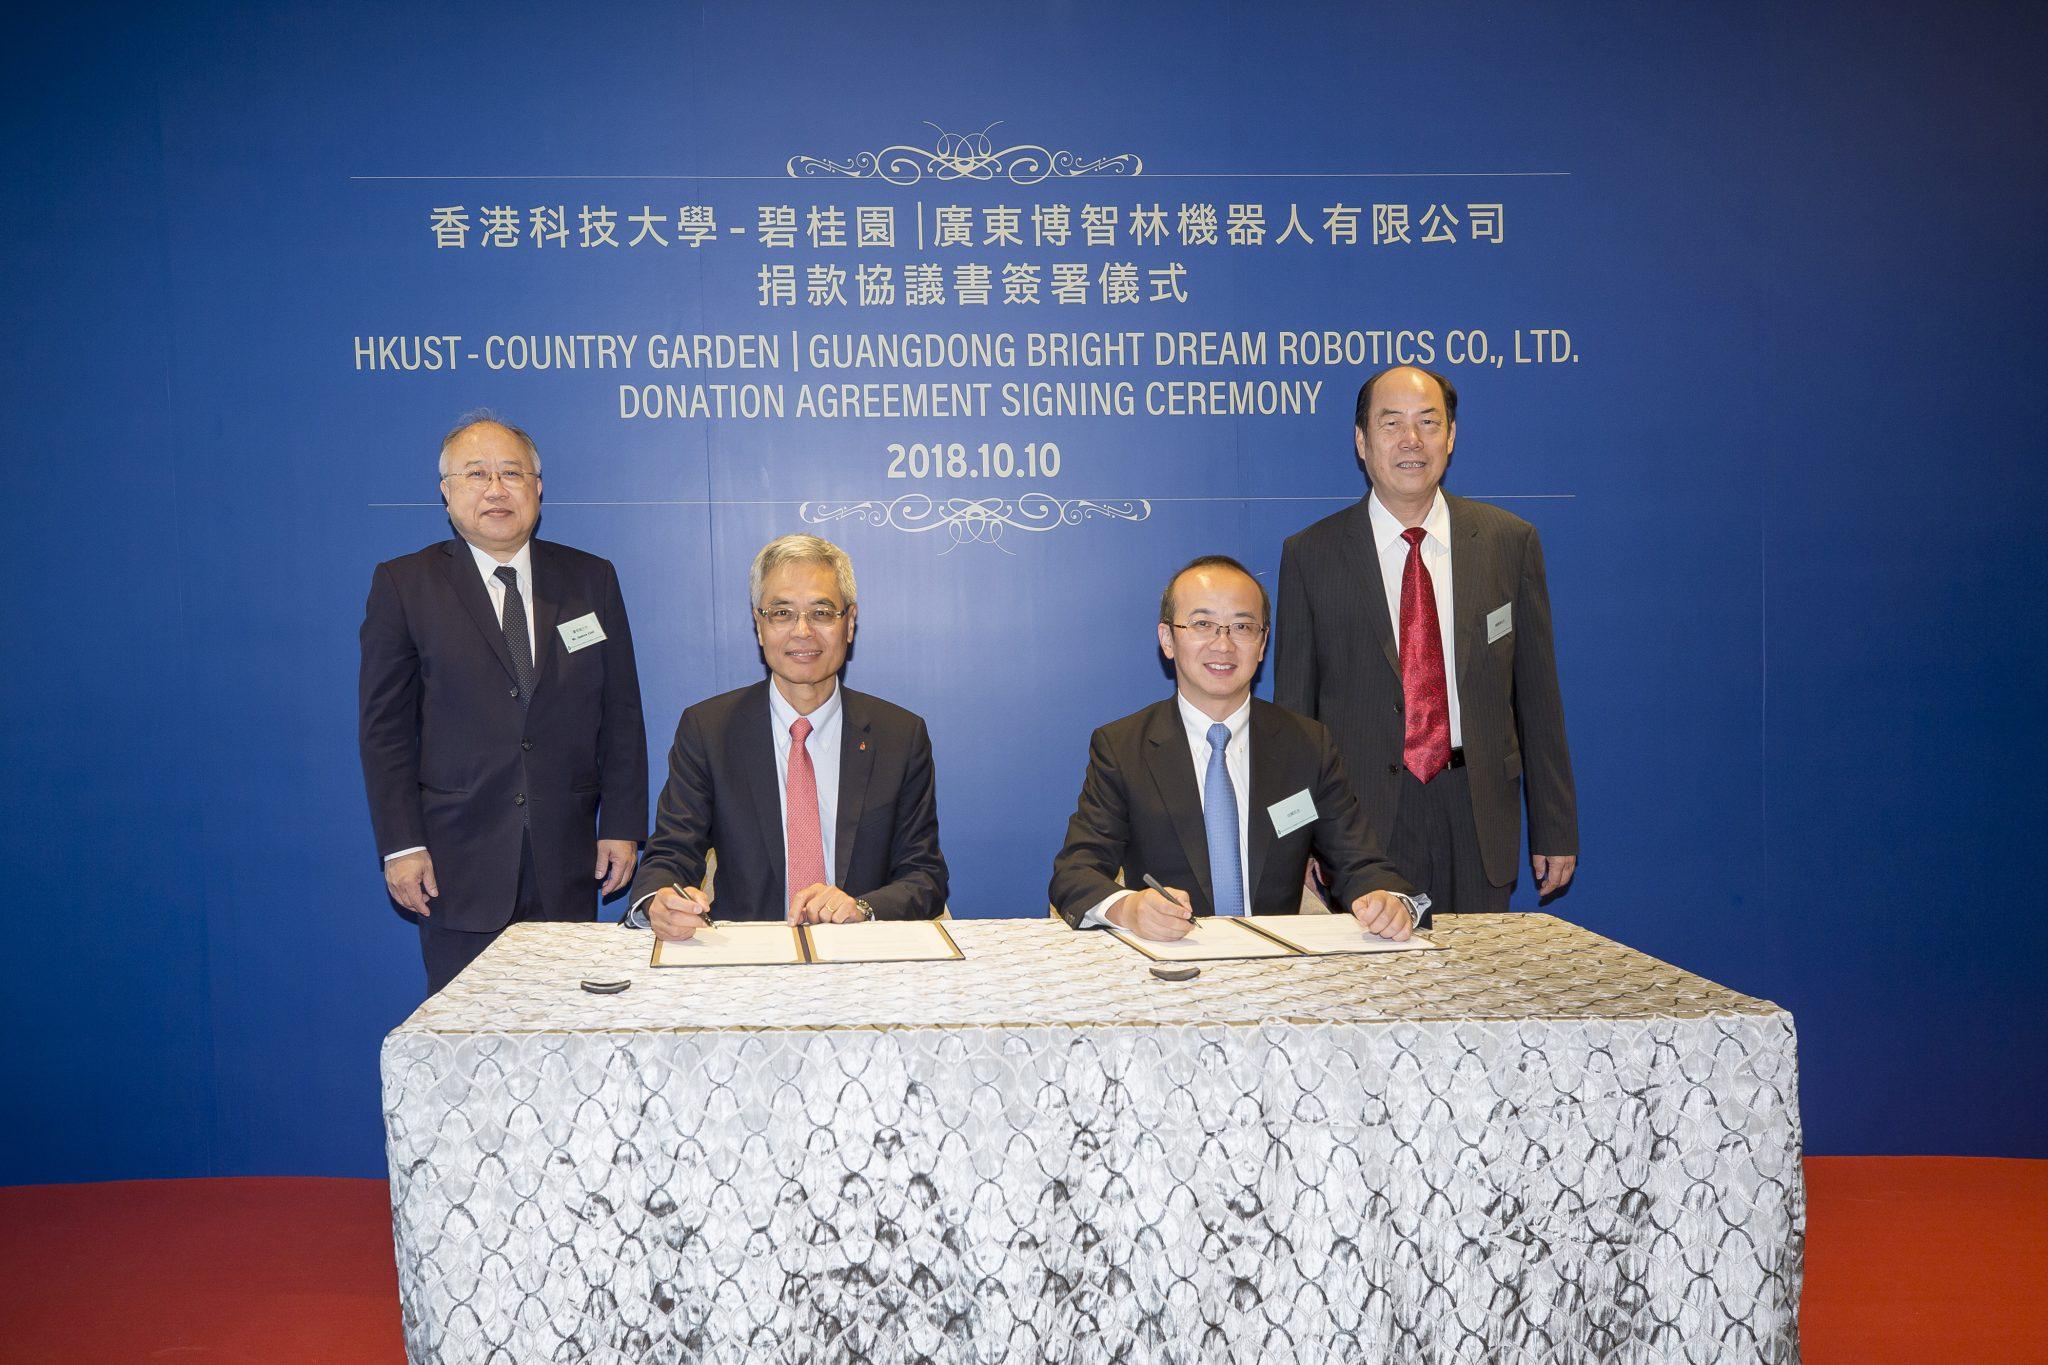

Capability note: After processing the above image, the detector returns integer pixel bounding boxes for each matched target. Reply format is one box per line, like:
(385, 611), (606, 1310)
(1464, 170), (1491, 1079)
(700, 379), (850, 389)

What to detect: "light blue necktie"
(1205, 722), (1244, 917)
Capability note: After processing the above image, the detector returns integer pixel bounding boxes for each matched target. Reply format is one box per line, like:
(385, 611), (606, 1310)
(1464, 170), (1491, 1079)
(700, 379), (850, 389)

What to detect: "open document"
(1107, 915), (1440, 962)
(1239, 914), (1441, 956)
(804, 919), (963, 964)
(1106, 917), (1297, 962)
(650, 923), (807, 968)
(649, 918), (963, 967)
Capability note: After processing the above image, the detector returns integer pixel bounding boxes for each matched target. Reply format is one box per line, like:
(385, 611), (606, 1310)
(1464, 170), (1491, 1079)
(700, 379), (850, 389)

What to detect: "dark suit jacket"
(1276, 491), (1577, 888)
(359, 538), (649, 932)
(1049, 697), (1416, 929)
(628, 682), (948, 921)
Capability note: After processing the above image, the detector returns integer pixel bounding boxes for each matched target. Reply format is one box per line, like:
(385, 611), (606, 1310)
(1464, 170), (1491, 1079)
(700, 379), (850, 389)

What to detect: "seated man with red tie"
(1049, 555), (1423, 942)
(627, 534), (948, 939)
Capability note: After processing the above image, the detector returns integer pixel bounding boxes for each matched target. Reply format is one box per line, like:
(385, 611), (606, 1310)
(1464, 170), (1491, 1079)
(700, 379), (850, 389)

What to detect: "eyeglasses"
(755, 606), (850, 628)
(1170, 620), (1267, 643)
(444, 467), (534, 489)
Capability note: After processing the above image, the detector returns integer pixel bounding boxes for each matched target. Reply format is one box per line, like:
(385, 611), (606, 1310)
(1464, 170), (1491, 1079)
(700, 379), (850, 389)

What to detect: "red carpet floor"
(1, 1158), (2041, 1362)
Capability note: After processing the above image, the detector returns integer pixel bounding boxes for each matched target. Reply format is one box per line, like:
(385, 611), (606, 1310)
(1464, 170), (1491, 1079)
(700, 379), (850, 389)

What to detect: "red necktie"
(1399, 526), (1453, 782)
(785, 716), (827, 907)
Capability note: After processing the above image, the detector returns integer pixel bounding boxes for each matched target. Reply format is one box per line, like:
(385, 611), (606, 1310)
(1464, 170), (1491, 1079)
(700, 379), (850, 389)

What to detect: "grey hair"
(438, 409), (542, 477)
(749, 534), (857, 607)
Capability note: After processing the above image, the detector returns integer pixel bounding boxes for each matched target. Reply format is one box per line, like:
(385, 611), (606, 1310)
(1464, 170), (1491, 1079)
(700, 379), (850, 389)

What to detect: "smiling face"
(1158, 563), (1268, 719)
(1355, 366), (1455, 522)
(754, 558), (855, 705)
(440, 422), (541, 559)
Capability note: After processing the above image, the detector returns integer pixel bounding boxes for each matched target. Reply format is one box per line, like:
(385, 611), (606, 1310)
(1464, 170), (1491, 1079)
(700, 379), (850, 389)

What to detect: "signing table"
(381, 915), (1802, 1363)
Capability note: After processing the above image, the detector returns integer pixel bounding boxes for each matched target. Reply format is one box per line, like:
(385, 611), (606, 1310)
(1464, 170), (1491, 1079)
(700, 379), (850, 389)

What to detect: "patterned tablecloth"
(382, 914), (1803, 1363)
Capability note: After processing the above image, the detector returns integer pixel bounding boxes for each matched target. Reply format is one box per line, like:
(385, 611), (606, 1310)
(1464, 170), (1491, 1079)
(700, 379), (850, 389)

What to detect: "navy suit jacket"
(628, 681), (948, 921)
(1049, 697), (1416, 929)
(359, 538), (648, 932)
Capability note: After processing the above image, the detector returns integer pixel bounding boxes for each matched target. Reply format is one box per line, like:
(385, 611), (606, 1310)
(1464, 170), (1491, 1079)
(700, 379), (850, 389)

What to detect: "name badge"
(1486, 602), (1513, 644)
(1268, 788), (1318, 838)
(558, 612), (607, 652)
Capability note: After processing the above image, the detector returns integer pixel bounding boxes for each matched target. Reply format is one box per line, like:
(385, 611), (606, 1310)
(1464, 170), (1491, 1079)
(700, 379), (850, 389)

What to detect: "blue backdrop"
(4, 0), (2043, 1183)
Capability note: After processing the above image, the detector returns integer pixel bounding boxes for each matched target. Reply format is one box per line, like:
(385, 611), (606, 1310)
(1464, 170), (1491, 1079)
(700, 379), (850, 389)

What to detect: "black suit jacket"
(628, 681), (948, 921)
(1276, 492), (1578, 888)
(359, 538), (649, 932)
(1049, 697), (1416, 929)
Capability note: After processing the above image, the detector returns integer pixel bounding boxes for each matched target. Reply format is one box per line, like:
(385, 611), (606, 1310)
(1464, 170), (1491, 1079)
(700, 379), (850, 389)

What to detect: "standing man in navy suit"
(1050, 555), (1420, 941)
(628, 534), (947, 939)
(1277, 366), (1578, 915)
(359, 414), (648, 993)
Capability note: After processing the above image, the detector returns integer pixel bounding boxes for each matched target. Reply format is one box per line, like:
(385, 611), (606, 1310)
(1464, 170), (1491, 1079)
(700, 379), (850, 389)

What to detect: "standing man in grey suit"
(1276, 366), (1577, 915)
(360, 414), (648, 993)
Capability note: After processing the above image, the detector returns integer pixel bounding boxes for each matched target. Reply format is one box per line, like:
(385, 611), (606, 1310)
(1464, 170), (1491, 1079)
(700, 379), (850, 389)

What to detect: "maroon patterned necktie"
(1399, 527), (1453, 782)
(785, 716), (827, 907)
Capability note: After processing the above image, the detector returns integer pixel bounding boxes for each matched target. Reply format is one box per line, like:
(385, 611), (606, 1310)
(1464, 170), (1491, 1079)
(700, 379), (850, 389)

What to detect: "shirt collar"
(1367, 488), (1450, 553)
(768, 677), (843, 735)
(1176, 691), (1251, 749)
(466, 538), (533, 586)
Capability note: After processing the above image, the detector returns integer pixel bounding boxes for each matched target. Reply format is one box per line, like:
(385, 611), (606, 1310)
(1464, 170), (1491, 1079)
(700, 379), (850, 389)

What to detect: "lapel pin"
(858, 740), (868, 751)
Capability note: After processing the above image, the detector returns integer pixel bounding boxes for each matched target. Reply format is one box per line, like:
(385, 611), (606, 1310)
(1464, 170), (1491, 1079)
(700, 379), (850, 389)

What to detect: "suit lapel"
(1342, 500), (1401, 678)
(834, 690), (876, 886)
(728, 684), (785, 908)
(1244, 703), (1284, 909)
(1141, 701), (1214, 911)
(438, 540), (519, 683)
(527, 540), (562, 701)
(1447, 494), (1481, 691)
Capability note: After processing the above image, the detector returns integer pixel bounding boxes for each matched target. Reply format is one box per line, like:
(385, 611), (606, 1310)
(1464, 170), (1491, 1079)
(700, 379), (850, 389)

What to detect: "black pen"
(1140, 874), (1196, 924)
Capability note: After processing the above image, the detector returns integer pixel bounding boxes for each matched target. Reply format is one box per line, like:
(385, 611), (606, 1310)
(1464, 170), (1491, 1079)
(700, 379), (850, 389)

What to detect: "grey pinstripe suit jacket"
(1275, 492), (1577, 888)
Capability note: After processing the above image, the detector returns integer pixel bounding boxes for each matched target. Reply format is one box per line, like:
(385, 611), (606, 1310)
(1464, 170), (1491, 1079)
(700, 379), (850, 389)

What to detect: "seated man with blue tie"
(627, 534), (948, 940)
(1050, 555), (1423, 941)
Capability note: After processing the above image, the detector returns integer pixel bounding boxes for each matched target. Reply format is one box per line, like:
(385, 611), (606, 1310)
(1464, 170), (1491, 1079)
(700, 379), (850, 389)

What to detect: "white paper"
(650, 922), (804, 967)
(1240, 914), (1440, 956)
(1485, 602), (1513, 643)
(805, 919), (960, 964)
(558, 612), (608, 652)
(1106, 917), (1295, 962)
(1267, 788), (1318, 838)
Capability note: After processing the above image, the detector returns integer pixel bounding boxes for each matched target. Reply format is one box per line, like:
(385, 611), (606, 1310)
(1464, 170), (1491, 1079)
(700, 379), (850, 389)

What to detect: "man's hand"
(788, 884), (863, 925)
(595, 840), (638, 896)
(384, 851), (439, 916)
(648, 884), (714, 941)
(1350, 889), (1413, 941)
(1532, 854), (1578, 897)
(1108, 886), (1195, 941)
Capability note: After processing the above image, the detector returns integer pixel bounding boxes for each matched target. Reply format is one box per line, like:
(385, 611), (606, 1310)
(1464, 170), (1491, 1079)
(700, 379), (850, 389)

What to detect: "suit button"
(509, 686), (520, 698)
(514, 792), (526, 806)
(1387, 763), (1400, 774)
(521, 740), (533, 751)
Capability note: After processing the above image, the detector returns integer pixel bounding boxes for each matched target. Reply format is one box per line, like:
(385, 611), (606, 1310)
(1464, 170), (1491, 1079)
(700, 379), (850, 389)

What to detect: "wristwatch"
(852, 899), (875, 921)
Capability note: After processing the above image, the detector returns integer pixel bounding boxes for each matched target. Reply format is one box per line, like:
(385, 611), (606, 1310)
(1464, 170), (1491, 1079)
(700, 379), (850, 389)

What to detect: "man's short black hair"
(1160, 555), (1270, 626)
(1354, 366), (1459, 429)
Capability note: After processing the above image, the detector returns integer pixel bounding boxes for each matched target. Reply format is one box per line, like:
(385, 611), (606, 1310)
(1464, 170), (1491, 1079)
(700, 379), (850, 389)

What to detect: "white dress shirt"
(628, 679), (843, 922)
(383, 539), (537, 863)
(1369, 489), (1464, 748)
(1082, 693), (1253, 926)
